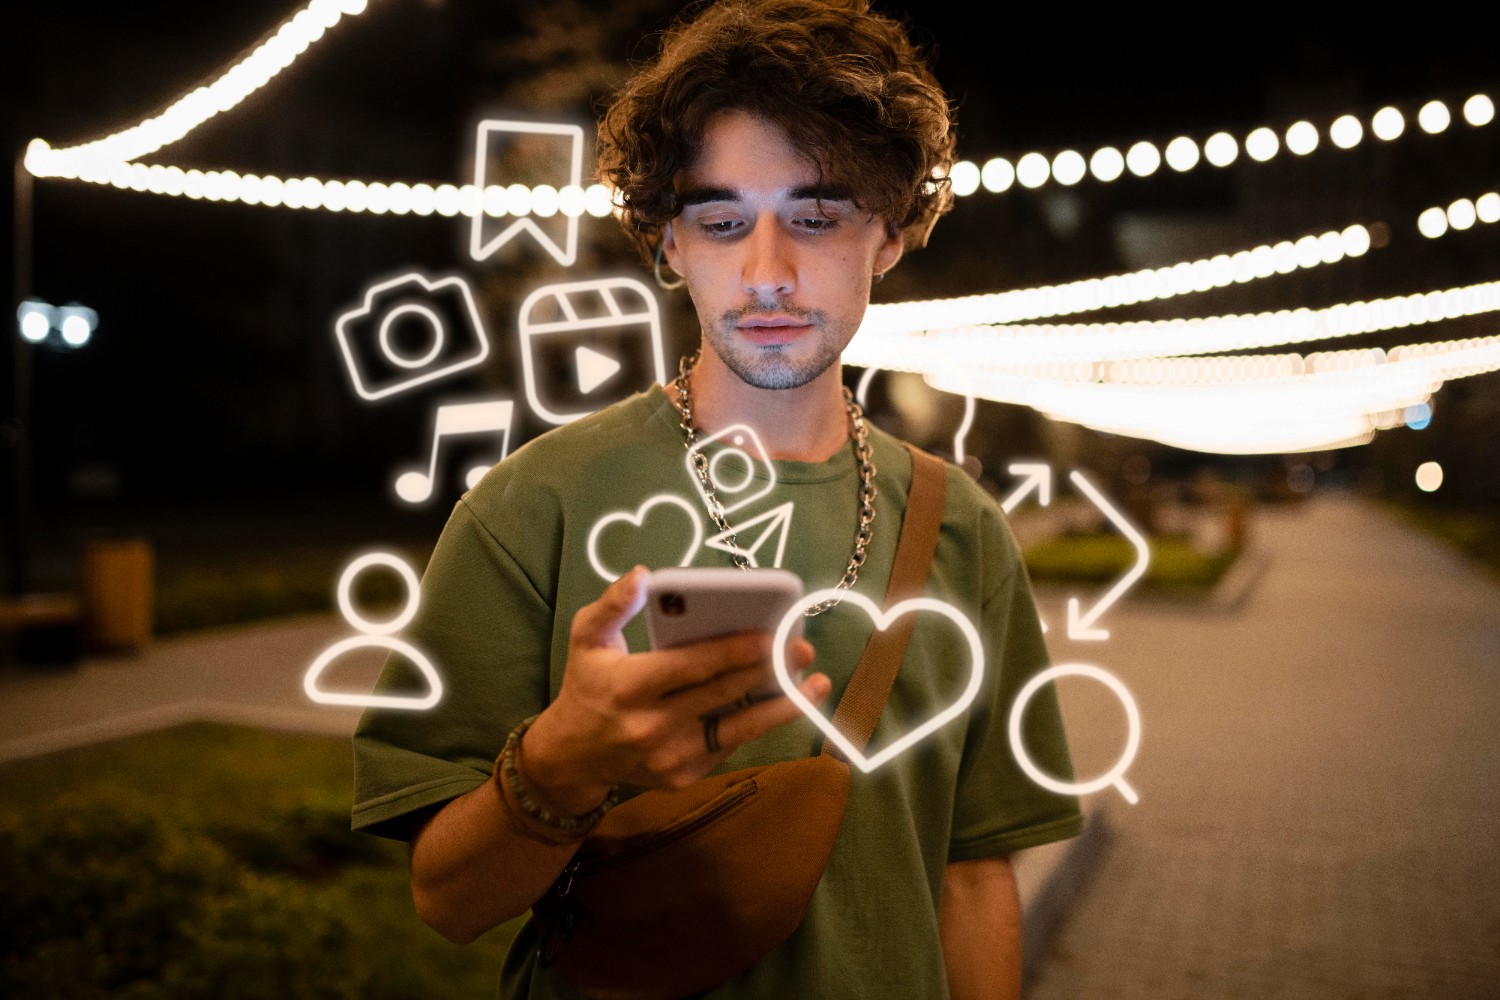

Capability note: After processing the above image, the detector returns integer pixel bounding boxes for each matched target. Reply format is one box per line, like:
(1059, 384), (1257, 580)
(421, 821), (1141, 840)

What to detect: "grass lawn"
(0, 723), (518, 999)
(1385, 501), (1500, 582)
(1023, 532), (1240, 595)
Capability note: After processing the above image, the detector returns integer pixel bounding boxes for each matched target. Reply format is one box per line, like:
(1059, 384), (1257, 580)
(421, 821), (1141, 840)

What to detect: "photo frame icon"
(518, 277), (667, 425)
(685, 422), (777, 518)
(469, 119), (584, 266)
(333, 272), (491, 402)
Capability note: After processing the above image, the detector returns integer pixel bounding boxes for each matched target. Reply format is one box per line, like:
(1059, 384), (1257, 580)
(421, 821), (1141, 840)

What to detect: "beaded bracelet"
(498, 714), (618, 842)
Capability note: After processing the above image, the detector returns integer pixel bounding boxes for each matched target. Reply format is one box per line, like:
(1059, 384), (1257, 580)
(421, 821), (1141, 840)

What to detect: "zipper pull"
(556, 860), (579, 899)
(537, 861), (581, 968)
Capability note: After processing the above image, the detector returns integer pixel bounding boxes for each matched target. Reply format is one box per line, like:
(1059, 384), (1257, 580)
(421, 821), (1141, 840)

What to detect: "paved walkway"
(3, 493), (1497, 997)
(1023, 496), (1500, 998)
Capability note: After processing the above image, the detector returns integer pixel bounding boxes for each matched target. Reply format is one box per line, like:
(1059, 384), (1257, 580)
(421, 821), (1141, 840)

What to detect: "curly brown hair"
(595, 0), (957, 266)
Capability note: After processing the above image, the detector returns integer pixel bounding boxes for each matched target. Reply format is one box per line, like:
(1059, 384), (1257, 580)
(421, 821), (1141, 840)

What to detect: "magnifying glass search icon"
(1009, 662), (1142, 805)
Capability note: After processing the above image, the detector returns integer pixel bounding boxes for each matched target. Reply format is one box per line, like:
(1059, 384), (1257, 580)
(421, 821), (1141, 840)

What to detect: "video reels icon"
(304, 552), (443, 710)
(518, 277), (667, 425)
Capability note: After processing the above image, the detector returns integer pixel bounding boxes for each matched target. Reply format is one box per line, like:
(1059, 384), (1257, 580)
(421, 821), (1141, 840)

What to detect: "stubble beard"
(703, 304), (848, 390)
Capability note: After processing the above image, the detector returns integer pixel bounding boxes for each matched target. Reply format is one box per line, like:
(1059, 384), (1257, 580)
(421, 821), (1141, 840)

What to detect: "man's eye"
(795, 217), (837, 233)
(700, 219), (741, 235)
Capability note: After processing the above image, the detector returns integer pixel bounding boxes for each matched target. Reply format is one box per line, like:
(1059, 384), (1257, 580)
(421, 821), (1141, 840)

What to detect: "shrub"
(0, 791), (379, 999)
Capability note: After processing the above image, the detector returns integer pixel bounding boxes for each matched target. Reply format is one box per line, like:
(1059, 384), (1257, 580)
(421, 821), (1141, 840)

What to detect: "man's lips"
(737, 315), (814, 345)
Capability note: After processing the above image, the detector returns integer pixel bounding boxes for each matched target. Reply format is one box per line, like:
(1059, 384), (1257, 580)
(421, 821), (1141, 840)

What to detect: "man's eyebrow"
(789, 184), (854, 202)
(676, 184), (856, 206)
(678, 186), (740, 206)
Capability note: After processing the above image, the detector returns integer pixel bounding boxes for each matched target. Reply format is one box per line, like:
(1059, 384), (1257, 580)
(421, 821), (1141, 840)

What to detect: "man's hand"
(521, 565), (832, 813)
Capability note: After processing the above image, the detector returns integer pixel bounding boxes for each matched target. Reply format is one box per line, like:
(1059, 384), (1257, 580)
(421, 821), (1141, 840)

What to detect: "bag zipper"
(537, 779), (757, 968)
(573, 779), (758, 879)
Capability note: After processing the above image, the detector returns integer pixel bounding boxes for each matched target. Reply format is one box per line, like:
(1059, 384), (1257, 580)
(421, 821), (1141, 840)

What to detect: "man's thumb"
(571, 565), (649, 648)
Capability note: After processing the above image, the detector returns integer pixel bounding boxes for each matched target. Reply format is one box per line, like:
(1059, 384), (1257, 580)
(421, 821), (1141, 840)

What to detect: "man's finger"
(708, 671), (833, 752)
(569, 565), (649, 651)
(666, 639), (816, 718)
(632, 630), (797, 699)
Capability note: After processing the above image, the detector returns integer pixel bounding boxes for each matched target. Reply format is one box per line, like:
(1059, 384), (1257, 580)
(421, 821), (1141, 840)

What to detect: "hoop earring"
(654, 242), (686, 291)
(873, 271), (886, 284)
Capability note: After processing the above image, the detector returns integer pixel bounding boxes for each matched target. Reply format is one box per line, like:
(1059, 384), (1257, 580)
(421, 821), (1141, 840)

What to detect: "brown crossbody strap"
(821, 443), (948, 760)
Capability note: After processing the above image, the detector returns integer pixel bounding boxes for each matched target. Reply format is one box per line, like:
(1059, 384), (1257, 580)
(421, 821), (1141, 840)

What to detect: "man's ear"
(874, 220), (904, 276)
(661, 221), (681, 272)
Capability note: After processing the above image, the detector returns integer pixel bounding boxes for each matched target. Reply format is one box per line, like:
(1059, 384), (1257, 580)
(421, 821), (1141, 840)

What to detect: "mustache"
(721, 303), (825, 326)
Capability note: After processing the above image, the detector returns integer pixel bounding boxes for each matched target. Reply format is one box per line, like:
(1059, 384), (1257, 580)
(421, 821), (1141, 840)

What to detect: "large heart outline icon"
(771, 588), (985, 773)
(587, 493), (704, 582)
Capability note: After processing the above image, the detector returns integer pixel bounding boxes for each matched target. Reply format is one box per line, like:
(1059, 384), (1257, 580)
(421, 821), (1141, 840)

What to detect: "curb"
(1206, 543), (1271, 612)
(0, 700), (359, 765)
(1015, 798), (1113, 982)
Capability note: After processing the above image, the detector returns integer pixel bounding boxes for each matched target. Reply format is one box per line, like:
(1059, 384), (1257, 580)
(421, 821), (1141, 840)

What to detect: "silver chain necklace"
(673, 351), (876, 616)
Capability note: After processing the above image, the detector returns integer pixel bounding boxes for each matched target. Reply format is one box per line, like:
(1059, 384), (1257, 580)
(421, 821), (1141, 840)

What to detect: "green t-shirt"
(352, 386), (1083, 999)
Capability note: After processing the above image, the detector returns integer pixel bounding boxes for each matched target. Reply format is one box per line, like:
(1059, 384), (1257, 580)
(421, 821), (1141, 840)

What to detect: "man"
(352, 2), (1083, 997)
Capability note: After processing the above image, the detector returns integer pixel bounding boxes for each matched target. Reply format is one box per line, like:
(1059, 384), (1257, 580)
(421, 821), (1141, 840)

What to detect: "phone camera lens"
(658, 593), (686, 617)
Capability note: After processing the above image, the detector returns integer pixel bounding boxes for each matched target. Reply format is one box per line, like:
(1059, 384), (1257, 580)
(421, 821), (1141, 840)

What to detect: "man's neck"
(675, 346), (850, 463)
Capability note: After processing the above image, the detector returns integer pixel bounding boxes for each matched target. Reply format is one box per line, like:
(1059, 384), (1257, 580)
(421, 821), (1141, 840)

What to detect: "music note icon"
(394, 399), (514, 504)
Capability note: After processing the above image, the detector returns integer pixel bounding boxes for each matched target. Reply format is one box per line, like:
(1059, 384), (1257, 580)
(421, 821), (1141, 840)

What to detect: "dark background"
(3, 0), (1497, 586)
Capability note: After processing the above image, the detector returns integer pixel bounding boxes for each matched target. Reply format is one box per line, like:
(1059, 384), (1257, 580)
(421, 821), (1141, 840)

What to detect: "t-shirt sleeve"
(351, 498), (555, 842)
(947, 513), (1084, 861)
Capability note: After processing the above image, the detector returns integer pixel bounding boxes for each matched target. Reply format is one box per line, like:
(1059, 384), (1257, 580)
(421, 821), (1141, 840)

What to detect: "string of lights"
(847, 277), (1500, 366)
(24, 157), (620, 220)
(862, 225), (1373, 332)
(945, 93), (1495, 197)
(20, 0), (1494, 229)
(1417, 189), (1500, 238)
(27, 0), (372, 179)
(915, 333), (1500, 455)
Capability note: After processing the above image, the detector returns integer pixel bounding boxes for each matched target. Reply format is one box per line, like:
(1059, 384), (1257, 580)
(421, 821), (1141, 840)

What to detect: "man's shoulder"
(459, 388), (678, 524)
(865, 423), (1004, 522)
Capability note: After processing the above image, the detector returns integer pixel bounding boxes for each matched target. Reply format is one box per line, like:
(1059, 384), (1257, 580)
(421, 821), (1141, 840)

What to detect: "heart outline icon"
(587, 493), (704, 582)
(772, 588), (985, 773)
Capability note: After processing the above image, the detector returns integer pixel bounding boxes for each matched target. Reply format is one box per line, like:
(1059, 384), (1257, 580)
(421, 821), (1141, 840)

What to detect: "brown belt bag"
(531, 444), (948, 1000)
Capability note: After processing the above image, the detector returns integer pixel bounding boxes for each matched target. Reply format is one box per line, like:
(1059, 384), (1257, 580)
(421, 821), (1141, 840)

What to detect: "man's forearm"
(939, 855), (1024, 1000)
(409, 772), (580, 944)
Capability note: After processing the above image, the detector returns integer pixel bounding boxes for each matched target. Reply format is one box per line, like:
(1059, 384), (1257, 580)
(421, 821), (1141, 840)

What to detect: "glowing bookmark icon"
(470, 119), (584, 266)
(394, 400), (514, 504)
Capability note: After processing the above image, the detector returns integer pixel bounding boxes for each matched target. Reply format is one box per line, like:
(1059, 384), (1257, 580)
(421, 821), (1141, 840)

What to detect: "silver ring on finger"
(703, 715), (721, 754)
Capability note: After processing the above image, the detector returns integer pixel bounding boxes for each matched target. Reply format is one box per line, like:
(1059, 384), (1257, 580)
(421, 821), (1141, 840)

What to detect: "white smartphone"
(643, 567), (804, 650)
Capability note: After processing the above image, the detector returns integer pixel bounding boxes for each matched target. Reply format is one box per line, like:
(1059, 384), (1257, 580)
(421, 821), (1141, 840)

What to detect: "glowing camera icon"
(685, 423), (777, 517)
(334, 272), (492, 402)
(518, 277), (667, 425)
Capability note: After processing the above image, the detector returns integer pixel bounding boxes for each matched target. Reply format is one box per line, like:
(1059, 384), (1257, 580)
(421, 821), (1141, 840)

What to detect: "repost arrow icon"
(1002, 463), (1053, 514)
(1065, 470), (1151, 641)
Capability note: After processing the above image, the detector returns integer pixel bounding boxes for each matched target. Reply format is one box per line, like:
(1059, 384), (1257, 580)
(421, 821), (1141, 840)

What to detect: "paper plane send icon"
(576, 345), (621, 394)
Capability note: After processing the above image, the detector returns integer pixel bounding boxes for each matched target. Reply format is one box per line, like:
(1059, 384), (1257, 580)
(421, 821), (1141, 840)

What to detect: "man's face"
(662, 109), (904, 390)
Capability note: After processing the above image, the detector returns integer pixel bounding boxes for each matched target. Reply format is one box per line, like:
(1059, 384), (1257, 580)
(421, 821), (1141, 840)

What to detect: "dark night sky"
(2, 0), (1497, 529)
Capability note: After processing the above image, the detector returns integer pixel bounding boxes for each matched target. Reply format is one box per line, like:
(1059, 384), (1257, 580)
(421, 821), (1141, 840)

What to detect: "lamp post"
(7, 149), (35, 597)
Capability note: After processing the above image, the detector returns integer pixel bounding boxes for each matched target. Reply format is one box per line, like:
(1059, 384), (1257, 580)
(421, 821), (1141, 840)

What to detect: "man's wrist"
(510, 709), (617, 817)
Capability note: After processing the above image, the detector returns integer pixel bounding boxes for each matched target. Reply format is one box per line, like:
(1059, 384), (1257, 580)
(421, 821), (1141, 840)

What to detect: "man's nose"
(742, 219), (796, 298)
